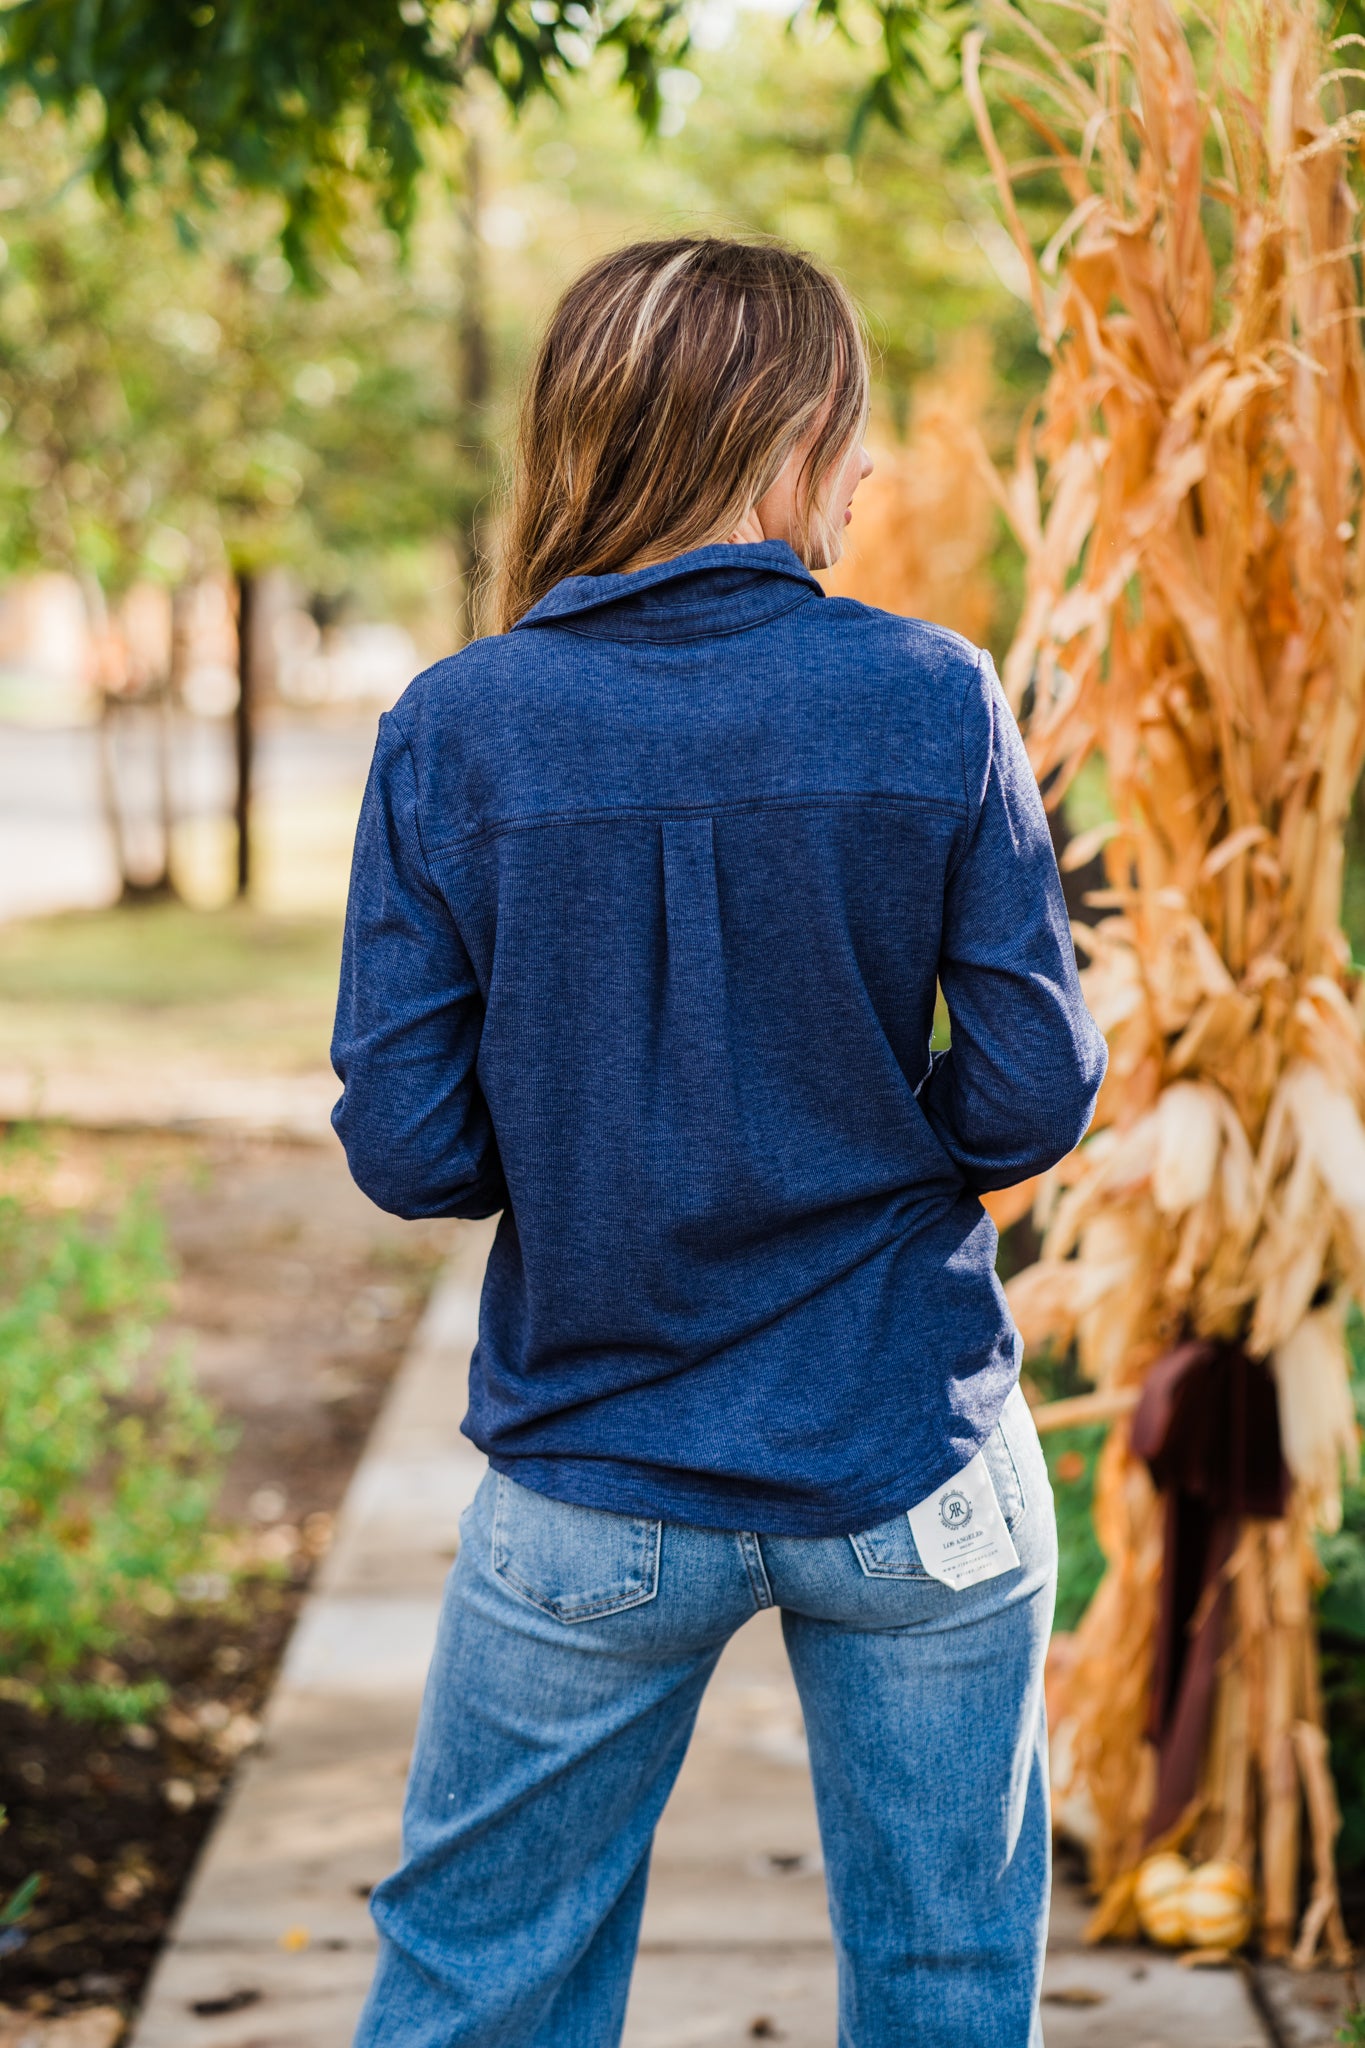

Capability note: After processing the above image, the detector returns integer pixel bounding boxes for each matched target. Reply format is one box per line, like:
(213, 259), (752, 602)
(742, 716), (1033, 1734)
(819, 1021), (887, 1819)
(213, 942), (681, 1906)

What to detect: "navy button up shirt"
(331, 540), (1106, 1534)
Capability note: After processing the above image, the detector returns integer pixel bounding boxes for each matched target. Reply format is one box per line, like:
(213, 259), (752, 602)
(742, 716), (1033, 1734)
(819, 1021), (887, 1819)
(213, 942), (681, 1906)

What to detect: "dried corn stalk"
(968, 0), (1365, 1961)
(822, 336), (998, 640)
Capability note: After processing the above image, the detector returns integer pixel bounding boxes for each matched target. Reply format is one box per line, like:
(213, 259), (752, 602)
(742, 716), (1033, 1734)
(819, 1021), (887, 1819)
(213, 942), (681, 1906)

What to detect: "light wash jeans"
(354, 1385), (1056, 2048)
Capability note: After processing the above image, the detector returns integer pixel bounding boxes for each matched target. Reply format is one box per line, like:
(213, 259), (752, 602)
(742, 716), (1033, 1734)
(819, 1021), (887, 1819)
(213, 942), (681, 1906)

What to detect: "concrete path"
(0, 1064), (338, 1142)
(0, 713), (380, 925)
(130, 1252), (1283, 2048)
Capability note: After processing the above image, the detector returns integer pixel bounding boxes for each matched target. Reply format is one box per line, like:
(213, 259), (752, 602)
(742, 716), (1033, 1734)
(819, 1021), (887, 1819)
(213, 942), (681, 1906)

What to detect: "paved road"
(0, 714), (381, 922)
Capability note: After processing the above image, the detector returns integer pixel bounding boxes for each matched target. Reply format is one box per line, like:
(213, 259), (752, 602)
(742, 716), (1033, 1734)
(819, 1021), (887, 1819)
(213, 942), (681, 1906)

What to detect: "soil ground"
(0, 1127), (453, 2026)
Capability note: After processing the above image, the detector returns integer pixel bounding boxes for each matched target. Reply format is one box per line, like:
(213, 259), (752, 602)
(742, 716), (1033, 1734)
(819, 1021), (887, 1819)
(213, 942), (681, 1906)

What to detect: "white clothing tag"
(907, 1450), (1021, 1591)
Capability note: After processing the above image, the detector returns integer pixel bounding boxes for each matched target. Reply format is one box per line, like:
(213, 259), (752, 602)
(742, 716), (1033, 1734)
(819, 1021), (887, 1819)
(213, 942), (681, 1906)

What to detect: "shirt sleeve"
(915, 649), (1108, 1191)
(330, 712), (506, 1220)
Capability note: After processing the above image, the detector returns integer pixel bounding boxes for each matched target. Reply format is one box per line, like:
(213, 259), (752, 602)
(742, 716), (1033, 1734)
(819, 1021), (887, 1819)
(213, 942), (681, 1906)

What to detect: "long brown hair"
(494, 237), (869, 632)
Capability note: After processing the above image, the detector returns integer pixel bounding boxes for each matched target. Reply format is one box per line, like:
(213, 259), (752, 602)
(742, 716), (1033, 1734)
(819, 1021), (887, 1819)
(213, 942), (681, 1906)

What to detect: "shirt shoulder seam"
(965, 648), (985, 830)
(946, 649), (991, 882)
(389, 716), (443, 898)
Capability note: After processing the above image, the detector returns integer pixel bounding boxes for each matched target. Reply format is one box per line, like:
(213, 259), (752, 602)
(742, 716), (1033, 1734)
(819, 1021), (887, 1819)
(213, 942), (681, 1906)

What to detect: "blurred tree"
(0, 107), (196, 898)
(0, 0), (1032, 670)
(0, 0), (1057, 893)
(514, 19), (1036, 423)
(475, 11), (1059, 644)
(146, 210), (468, 892)
(0, 0), (964, 648)
(453, 123), (494, 642)
(0, 0), (960, 267)
(0, 99), (469, 895)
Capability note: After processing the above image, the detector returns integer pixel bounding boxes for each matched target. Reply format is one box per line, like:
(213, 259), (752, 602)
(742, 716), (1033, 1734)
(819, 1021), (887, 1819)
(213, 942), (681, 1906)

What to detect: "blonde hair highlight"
(495, 236), (869, 632)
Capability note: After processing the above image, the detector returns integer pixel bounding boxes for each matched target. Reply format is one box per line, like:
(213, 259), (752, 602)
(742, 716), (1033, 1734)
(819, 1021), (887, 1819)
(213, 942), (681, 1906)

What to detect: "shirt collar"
(514, 539), (823, 640)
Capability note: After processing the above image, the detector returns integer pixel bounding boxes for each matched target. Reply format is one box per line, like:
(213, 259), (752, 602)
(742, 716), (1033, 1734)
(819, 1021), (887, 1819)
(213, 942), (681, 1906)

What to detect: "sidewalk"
(0, 1064), (338, 1142)
(130, 1251), (1287, 2048)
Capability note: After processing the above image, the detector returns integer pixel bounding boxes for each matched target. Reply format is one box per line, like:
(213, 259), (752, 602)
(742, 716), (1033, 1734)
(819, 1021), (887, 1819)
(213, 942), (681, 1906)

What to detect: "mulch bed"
(0, 1574), (305, 2016)
(0, 1128), (457, 2027)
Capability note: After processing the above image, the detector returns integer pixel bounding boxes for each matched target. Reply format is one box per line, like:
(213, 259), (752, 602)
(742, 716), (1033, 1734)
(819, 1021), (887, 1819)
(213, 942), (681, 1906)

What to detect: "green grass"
(0, 904), (342, 1010)
(0, 903), (345, 1077)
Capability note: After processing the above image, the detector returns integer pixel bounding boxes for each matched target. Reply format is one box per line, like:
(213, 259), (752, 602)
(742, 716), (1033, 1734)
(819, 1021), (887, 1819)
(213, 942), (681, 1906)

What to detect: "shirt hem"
(481, 1392), (1015, 1539)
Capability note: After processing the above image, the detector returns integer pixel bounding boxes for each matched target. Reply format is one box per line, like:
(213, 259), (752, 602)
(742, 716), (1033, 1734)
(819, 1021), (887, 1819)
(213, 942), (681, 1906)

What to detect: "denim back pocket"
(849, 1405), (1028, 1581)
(491, 1473), (662, 1622)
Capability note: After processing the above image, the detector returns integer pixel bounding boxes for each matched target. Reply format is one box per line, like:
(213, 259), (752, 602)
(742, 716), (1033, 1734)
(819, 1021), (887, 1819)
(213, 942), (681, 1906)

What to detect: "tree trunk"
(82, 567), (176, 903)
(234, 569), (258, 900)
(96, 692), (178, 902)
(152, 678), (176, 897)
(95, 690), (132, 896)
(454, 123), (492, 645)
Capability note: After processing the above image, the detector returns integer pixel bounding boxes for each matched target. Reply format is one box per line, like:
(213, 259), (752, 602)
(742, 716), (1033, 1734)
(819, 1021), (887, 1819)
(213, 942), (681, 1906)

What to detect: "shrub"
(0, 1180), (224, 1717)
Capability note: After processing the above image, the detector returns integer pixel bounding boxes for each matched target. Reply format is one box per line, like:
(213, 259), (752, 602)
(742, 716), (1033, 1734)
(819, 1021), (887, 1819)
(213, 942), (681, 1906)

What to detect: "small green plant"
(0, 1871), (38, 1935)
(0, 1806), (39, 1957)
(1018, 1334), (1107, 1633)
(0, 1180), (224, 1717)
(1044, 1423), (1107, 1632)
(1337, 2006), (1365, 2046)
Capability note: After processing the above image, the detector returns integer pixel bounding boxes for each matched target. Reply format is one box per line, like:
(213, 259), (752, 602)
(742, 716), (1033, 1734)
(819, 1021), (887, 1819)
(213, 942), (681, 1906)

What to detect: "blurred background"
(0, 12), (1071, 2020)
(0, 5), (1046, 1121)
(5, 0), (1365, 2035)
(0, 0), (1071, 1147)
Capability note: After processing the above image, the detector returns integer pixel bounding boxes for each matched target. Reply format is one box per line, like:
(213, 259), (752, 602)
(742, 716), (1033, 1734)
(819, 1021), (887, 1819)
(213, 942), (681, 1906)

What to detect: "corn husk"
(821, 338), (997, 639)
(963, 0), (1365, 1962)
(1272, 1299), (1359, 1532)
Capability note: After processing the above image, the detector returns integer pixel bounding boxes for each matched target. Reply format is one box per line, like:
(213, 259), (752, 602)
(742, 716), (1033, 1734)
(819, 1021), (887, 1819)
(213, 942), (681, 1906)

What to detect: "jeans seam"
(996, 1392), (1029, 1529)
(736, 1530), (773, 1610)
(849, 1529), (934, 1582)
